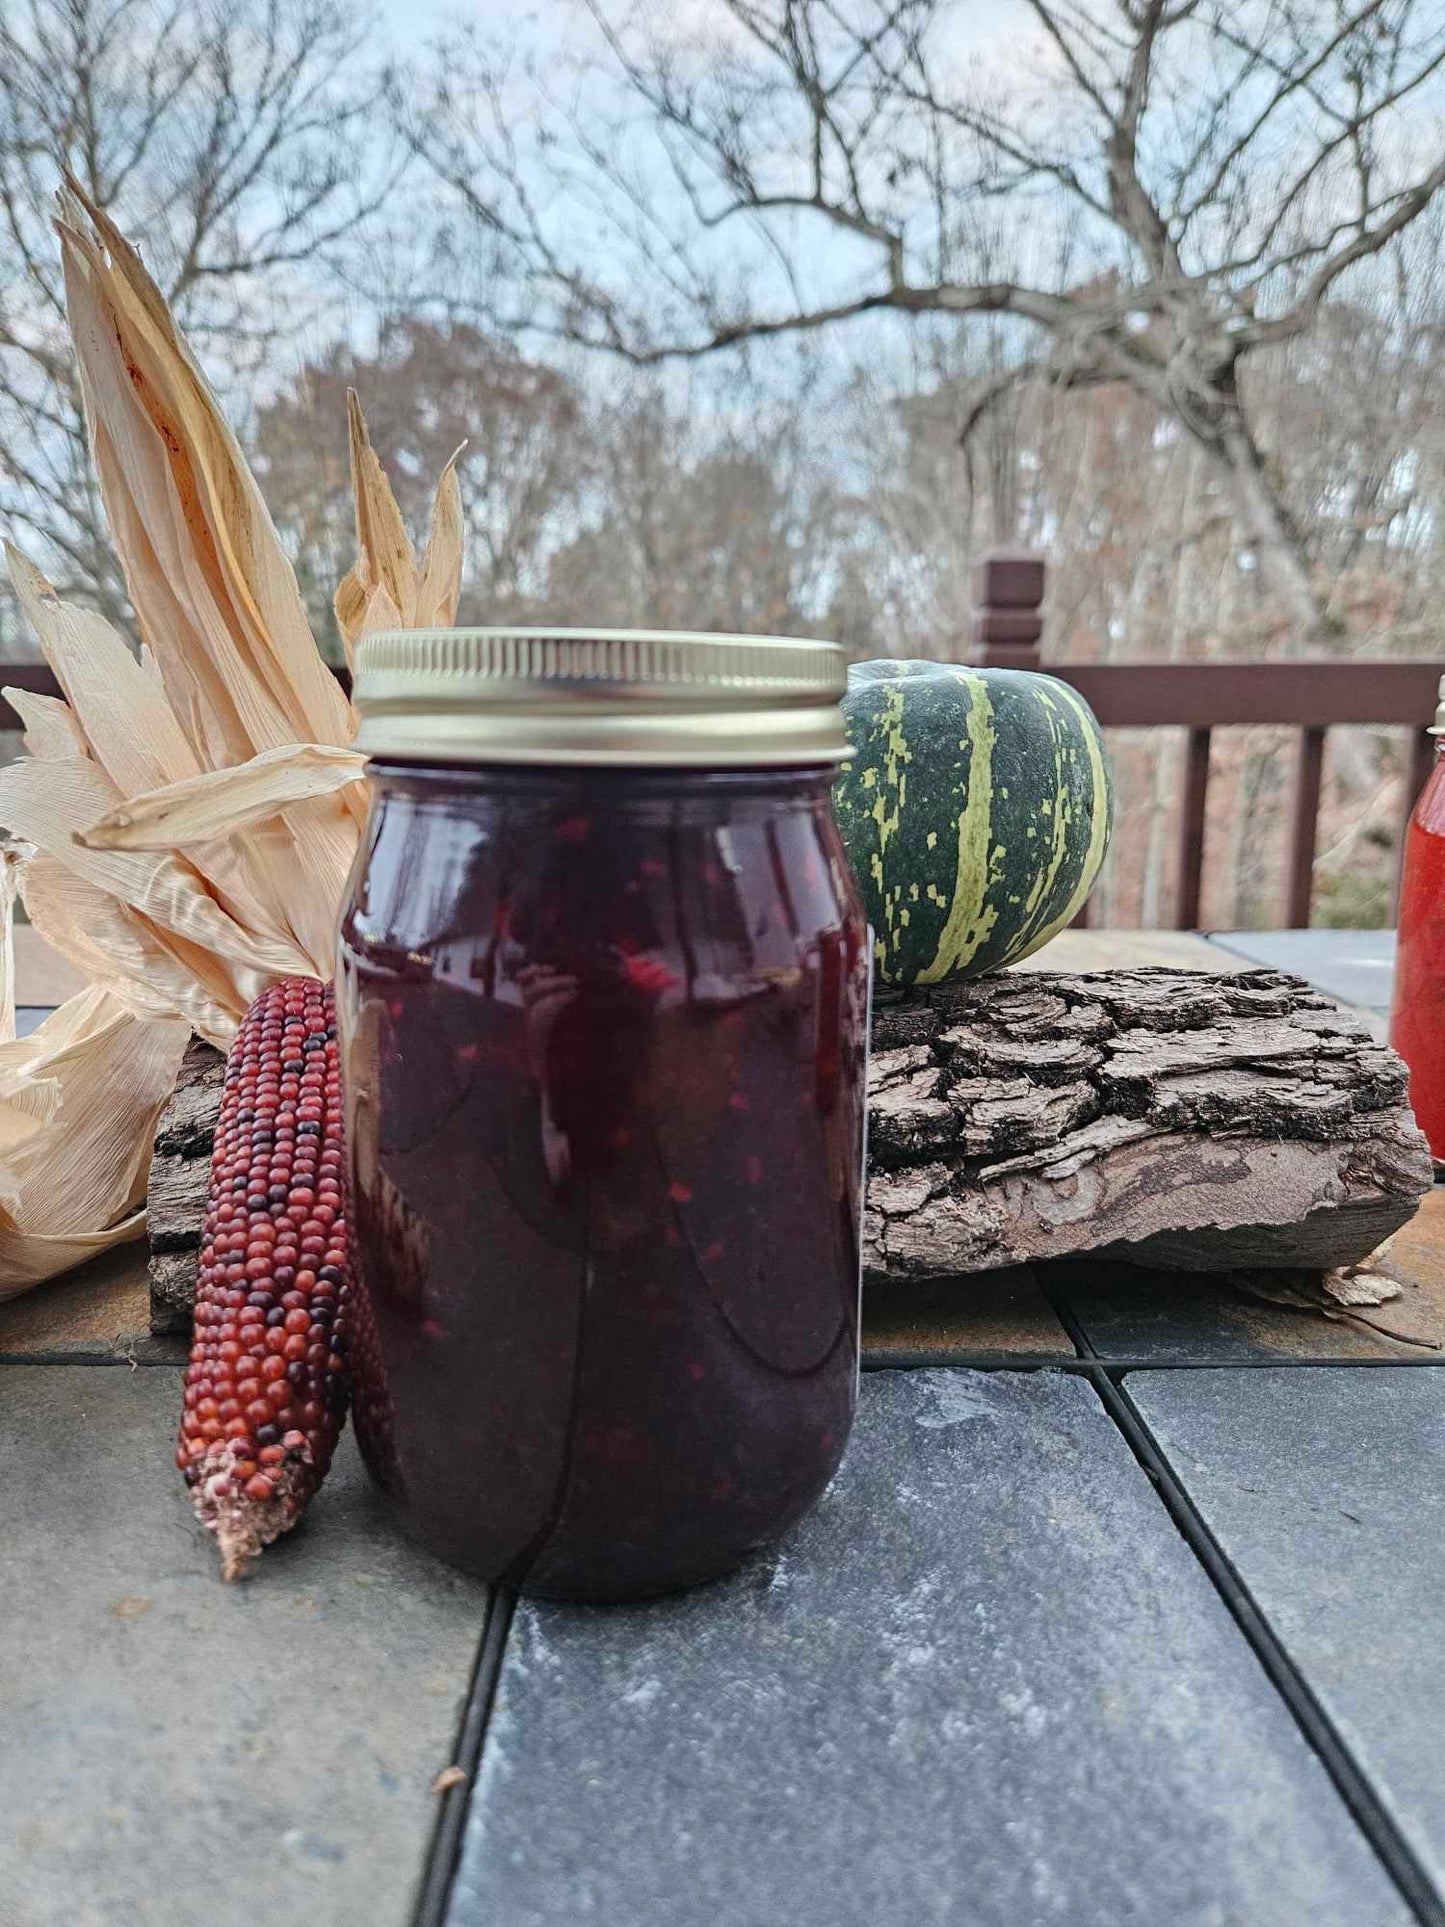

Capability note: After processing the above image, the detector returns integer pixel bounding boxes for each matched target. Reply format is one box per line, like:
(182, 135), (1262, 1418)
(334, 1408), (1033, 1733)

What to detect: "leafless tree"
(253, 319), (594, 647)
(542, 376), (855, 635)
(0, 0), (390, 631)
(399, 0), (1445, 641)
(256, 320), (855, 644)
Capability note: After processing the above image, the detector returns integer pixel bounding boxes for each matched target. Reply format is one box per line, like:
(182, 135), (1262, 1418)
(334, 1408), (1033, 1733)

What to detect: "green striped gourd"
(833, 660), (1113, 986)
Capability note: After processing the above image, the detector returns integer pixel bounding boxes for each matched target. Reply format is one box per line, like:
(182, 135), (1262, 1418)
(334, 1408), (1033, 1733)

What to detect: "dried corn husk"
(0, 851), (189, 1296)
(334, 389), (465, 664)
(78, 743), (369, 852)
(0, 192), (464, 1292)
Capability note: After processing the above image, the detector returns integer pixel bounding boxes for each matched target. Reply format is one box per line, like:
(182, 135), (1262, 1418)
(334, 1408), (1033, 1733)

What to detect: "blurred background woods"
(3, 0), (1445, 927)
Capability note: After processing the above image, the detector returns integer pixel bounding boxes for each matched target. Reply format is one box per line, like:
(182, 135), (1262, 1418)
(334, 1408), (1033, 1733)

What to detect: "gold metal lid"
(352, 627), (851, 767)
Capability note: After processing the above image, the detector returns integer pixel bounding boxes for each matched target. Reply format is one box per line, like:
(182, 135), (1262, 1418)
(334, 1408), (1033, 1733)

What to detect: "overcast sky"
(375, 0), (1036, 62)
(378, 0), (455, 35)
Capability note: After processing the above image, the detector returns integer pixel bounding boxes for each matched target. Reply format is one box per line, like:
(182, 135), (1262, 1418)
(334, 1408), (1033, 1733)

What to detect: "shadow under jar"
(337, 629), (869, 1601)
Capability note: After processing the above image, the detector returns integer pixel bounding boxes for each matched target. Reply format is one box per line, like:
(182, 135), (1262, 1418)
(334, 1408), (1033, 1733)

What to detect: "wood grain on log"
(865, 968), (1433, 1282)
(147, 1036), (224, 1334)
(149, 967), (1434, 1330)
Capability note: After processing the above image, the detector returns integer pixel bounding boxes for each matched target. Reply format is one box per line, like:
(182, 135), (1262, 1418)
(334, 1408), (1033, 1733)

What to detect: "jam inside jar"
(337, 641), (868, 1601)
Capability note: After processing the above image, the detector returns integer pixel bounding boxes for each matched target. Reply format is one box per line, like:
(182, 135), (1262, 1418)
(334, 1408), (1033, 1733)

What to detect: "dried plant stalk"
(0, 189), (464, 1295)
(334, 389), (465, 661)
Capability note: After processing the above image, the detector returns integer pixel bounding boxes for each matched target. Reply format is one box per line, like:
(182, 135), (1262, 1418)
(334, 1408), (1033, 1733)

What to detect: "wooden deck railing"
(1, 566), (1438, 930)
(971, 555), (1441, 928)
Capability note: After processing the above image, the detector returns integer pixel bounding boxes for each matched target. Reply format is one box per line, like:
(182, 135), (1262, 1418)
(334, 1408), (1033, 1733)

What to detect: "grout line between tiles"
(1090, 1365), (1445, 1927)
(1093, 1352), (1445, 1372)
(0, 1352), (185, 1367)
(862, 1350), (1086, 1373)
(412, 1586), (517, 1927)
(863, 1349), (1445, 1374)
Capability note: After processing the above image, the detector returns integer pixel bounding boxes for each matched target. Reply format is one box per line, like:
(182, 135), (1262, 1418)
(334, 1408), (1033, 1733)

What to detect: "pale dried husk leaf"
(56, 188), (367, 963)
(0, 846), (22, 1045)
(21, 856), (244, 1047)
(7, 687), (92, 763)
(345, 389), (416, 634)
(3, 549), (298, 968)
(9, 548), (302, 936)
(334, 396), (466, 658)
(79, 743), (369, 852)
(416, 451), (466, 629)
(0, 969), (189, 1295)
(6, 543), (200, 794)
(0, 756), (314, 987)
(57, 183), (356, 762)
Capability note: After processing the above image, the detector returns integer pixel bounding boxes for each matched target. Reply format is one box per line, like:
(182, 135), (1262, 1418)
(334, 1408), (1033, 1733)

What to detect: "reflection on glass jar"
(338, 631), (868, 1601)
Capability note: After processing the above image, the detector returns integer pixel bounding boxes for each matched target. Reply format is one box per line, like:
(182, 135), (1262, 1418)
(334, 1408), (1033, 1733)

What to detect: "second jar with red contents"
(337, 630), (868, 1601)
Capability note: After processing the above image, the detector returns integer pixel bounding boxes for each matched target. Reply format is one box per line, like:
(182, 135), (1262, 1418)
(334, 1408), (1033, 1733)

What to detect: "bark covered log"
(149, 968), (1435, 1329)
(865, 968), (1433, 1282)
(147, 1036), (225, 1334)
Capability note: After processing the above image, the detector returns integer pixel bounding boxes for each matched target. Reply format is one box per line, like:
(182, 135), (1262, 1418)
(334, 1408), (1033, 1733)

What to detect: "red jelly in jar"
(1391, 676), (1445, 1163)
(338, 629), (869, 1600)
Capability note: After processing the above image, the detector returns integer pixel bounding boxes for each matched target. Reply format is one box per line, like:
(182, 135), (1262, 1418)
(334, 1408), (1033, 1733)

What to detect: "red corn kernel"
(177, 979), (352, 1580)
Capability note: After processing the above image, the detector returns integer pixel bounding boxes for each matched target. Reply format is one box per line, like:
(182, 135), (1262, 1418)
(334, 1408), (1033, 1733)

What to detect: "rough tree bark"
(148, 968), (1435, 1330)
(866, 969), (1432, 1283)
(147, 1035), (225, 1334)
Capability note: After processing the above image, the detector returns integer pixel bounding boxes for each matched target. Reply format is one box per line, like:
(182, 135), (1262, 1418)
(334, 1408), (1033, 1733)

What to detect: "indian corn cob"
(177, 979), (351, 1579)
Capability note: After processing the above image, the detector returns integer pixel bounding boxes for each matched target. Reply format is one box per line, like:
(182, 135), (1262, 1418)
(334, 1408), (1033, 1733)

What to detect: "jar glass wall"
(337, 762), (868, 1600)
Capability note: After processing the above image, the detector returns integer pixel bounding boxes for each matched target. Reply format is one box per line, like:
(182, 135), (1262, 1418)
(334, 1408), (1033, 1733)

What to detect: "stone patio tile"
(1208, 929), (1396, 1013)
(0, 1367), (487, 1927)
(1049, 1189), (1445, 1363)
(1361, 1188), (1445, 1350)
(0, 1243), (162, 1362)
(1132, 1366), (1445, 1899)
(450, 1369), (1407, 1927)
(1049, 1261), (1433, 1363)
(862, 1266), (1074, 1364)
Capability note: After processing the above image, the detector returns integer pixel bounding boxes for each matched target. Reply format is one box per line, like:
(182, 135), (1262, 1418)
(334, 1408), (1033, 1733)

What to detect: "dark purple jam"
(336, 764), (868, 1600)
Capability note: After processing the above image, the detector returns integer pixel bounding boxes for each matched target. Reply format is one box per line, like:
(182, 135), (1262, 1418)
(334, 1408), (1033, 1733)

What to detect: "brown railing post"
(1286, 725), (1325, 928)
(969, 554), (1087, 921)
(1176, 728), (1211, 929)
(971, 553), (1044, 670)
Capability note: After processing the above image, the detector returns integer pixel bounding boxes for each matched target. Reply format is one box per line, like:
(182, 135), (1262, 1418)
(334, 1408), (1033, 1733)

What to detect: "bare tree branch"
(0, 0), (387, 622)
(396, 0), (1445, 638)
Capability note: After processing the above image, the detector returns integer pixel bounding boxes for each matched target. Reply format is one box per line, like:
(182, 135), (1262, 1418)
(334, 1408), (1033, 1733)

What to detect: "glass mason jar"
(337, 629), (869, 1601)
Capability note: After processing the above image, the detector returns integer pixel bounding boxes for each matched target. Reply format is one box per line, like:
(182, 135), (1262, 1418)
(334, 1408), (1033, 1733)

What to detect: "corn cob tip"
(192, 1436), (316, 1580)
